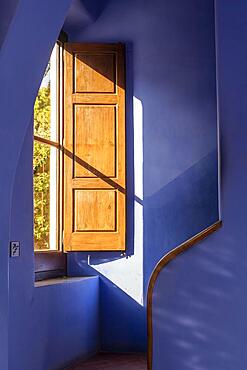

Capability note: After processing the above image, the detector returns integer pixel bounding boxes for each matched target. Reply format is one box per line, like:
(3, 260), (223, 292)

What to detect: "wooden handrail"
(147, 220), (222, 370)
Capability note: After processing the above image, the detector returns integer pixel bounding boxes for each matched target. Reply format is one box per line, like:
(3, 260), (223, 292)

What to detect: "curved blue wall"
(152, 1), (247, 369)
(0, 1), (101, 369)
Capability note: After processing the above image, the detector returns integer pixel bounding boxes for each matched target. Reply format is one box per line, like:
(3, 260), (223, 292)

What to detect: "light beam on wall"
(88, 97), (144, 305)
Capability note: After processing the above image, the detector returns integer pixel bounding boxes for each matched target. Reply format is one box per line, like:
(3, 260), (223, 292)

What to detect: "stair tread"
(66, 353), (147, 370)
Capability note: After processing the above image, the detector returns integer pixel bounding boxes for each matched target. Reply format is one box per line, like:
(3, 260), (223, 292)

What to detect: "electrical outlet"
(10, 241), (20, 258)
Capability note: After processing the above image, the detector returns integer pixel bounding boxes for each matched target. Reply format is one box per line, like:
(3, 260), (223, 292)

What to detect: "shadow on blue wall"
(100, 276), (146, 352)
(82, 0), (111, 21)
(0, 0), (19, 48)
(152, 229), (243, 370)
(69, 260), (147, 351)
(144, 150), (219, 292)
(64, 0), (112, 35)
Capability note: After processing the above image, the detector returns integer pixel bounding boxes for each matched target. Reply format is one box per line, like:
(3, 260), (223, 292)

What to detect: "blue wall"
(66, 0), (219, 353)
(0, 0), (19, 48)
(0, 1), (101, 369)
(152, 1), (247, 369)
(9, 122), (100, 370)
(0, 0), (219, 367)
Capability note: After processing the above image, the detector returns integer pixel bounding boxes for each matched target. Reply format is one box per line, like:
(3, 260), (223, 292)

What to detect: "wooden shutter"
(63, 43), (126, 251)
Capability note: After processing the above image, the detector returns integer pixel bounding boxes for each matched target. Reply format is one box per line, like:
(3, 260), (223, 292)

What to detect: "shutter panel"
(64, 43), (126, 251)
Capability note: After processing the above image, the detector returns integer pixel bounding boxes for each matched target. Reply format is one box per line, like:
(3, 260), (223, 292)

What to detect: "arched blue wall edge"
(147, 220), (222, 370)
(0, 0), (72, 368)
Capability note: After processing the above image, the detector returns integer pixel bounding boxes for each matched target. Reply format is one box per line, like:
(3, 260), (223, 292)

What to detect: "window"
(34, 41), (126, 279)
(34, 42), (61, 251)
(34, 37), (66, 280)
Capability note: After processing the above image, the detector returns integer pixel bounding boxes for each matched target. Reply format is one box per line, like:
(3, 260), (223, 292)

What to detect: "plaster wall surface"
(152, 1), (247, 369)
(0, 0), (220, 367)
(66, 0), (219, 352)
(9, 122), (100, 370)
(0, 0), (19, 48)
(0, 1), (100, 369)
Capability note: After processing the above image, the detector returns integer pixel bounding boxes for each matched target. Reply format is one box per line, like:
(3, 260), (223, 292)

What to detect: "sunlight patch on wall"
(89, 97), (144, 305)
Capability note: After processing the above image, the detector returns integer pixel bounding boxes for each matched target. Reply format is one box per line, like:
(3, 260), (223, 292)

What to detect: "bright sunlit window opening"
(33, 43), (62, 251)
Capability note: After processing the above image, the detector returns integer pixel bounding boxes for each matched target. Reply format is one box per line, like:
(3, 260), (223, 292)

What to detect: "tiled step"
(66, 353), (147, 370)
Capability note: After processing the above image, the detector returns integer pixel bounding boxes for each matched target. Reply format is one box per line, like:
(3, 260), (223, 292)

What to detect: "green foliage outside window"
(33, 87), (51, 250)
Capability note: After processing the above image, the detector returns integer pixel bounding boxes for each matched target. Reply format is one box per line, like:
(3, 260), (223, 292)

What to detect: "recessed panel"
(64, 43), (126, 251)
(74, 105), (116, 178)
(74, 190), (116, 232)
(74, 53), (116, 93)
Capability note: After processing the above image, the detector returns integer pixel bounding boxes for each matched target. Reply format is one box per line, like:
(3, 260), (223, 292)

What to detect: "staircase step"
(66, 353), (147, 370)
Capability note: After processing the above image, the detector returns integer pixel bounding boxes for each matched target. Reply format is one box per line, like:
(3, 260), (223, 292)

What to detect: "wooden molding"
(147, 220), (222, 370)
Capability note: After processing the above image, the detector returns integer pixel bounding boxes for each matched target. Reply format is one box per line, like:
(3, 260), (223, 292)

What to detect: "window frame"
(35, 37), (126, 279)
(34, 32), (68, 281)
